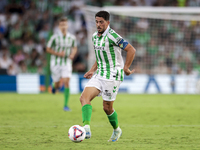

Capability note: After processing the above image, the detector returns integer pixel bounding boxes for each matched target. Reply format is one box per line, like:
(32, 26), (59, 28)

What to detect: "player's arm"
(123, 44), (136, 75)
(84, 61), (97, 79)
(69, 46), (77, 60)
(46, 47), (65, 57)
(69, 37), (78, 60)
(113, 33), (136, 76)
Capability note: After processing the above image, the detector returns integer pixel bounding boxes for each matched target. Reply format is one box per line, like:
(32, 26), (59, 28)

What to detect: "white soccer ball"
(68, 125), (86, 143)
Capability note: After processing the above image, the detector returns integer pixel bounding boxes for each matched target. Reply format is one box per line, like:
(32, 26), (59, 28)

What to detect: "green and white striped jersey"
(93, 26), (127, 81)
(47, 32), (77, 66)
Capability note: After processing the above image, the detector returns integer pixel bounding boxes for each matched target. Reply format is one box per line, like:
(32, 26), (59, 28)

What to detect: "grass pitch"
(0, 93), (200, 150)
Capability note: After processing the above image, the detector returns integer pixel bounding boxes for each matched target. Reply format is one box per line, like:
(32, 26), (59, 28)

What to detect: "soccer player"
(46, 17), (77, 111)
(80, 11), (136, 141)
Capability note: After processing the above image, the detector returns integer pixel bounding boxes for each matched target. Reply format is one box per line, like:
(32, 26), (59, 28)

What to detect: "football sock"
(107, 110), (119, 129)
(64, 88), (70, 107)
(82, 104), (92, 126)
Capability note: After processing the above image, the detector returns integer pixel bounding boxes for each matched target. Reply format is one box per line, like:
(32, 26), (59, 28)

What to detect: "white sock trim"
(114, 126), (120, 131)
(107, 110), (115, 117)
(84, 125), (90, 128)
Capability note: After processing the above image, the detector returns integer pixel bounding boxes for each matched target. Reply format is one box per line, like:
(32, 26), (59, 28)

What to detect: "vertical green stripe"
(94, 35), (97, 45)
(64, 49), (67, 65)
(97, 36), (104, 76)
(108, 37), (116, 69)
(55, 46), (60, 66)
(98, 36), (102, 46)
(94, 50), (99, 74)
(64, 36), (68, 65)
(64, 56), (67, 65)
(55, 36), (60, 65)
(116, 70), (119, 80)
(60, 46), (64, 66)
(102, 36), (106, 47)
(120, 69), (123, 81)
(51, 38), (56, 47)
(98, 50), (104, 76)
(102, 51), (110, 79)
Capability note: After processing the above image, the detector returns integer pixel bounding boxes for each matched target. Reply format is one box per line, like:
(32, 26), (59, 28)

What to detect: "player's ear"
(107, 20), (110, 25)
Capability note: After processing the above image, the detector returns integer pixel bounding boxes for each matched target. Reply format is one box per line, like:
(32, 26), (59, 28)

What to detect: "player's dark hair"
(95, 11), (110, 21)
(59, 17), (68, 22)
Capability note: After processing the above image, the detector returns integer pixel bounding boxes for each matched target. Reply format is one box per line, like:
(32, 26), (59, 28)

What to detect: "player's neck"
(62, 31), (67, 36)
(97, 33), (102, 37)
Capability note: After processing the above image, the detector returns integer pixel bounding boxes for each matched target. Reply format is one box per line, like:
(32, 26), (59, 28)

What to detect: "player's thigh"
(80, 77), (101, 105)
(81, 87), (100, 102)
(102, 80), (122, 101)
(50, 65), (61, 82)
(61, 60), (72, 78)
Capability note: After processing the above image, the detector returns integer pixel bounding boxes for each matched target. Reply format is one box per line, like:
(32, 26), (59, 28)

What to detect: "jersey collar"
(102, 25), (110, 37)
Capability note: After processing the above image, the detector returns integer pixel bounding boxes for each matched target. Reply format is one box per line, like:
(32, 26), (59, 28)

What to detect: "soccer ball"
(68, 125), (86, 143)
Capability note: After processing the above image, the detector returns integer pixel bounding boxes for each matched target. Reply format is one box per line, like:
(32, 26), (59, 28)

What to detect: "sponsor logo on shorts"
(104, 90), (111, 97)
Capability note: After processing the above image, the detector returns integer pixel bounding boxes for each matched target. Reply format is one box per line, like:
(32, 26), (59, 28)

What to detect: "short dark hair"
(95, 11), (110, 21)
(59, 17), (68, 22)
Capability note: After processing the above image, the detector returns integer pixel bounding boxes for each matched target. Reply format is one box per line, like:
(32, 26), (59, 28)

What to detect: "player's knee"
(103, 106), (112, 115)
(79, 95), (84, 103)
(64, 82), (69, 88)
(80, 94), (87, 105)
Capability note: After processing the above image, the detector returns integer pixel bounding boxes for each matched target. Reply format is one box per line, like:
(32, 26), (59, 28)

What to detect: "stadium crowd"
(0, 0), (200, 75)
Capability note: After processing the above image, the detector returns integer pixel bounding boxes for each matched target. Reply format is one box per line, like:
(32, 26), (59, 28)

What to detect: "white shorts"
(85, 75), (122, 101)
(50, 60), (72, 82)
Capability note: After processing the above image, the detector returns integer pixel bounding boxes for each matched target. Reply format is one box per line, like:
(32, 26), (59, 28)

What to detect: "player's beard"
(98, 29), (105, 34)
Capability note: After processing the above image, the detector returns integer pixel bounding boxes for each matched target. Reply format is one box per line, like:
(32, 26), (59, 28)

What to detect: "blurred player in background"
(80, 11), (136, 141)
(46, 17), (77, 111)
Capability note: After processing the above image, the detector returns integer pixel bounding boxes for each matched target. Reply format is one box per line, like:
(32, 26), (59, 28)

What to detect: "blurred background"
(0, 0), (200, 94)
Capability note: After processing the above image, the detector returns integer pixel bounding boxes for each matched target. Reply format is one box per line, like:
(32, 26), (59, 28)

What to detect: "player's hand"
(84, 71), (94, 79)
(69, 54), (74, 60)
(58, 51), (65, 57)
(123, 67), (135, 76)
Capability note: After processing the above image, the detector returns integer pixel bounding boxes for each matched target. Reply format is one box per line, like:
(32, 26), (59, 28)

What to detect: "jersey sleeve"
(47, 35), (56, 48)
(108, 29), (129, 50)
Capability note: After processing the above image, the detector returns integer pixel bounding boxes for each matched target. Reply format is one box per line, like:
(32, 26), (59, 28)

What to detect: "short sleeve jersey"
(47, 33), (77, 66)
(92, 26), (128, 81)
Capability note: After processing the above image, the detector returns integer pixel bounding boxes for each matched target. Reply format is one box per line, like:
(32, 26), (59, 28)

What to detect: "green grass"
(0, 93), (200, 150)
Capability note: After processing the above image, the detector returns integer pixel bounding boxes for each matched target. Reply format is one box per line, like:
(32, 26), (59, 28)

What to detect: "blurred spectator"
(194, 34), (200, 56)
(9, 39), (23, 55)
(0, 51), (12, 69)
(13, 49), (25, 64)
(7, 62), (18, 75)
(0, 21), (6, 34)
(52, 0), (63, 20)
(38, 24), (50, 41)
(9, 22), (23, 41)
(153, 59), (169, 74)
(18, 60), (27, 73)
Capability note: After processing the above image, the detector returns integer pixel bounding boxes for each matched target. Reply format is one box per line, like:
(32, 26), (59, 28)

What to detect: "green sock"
(82, 104), (92, 126)
(107, 111), (119, 129)
(64, 88), (70, 107)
